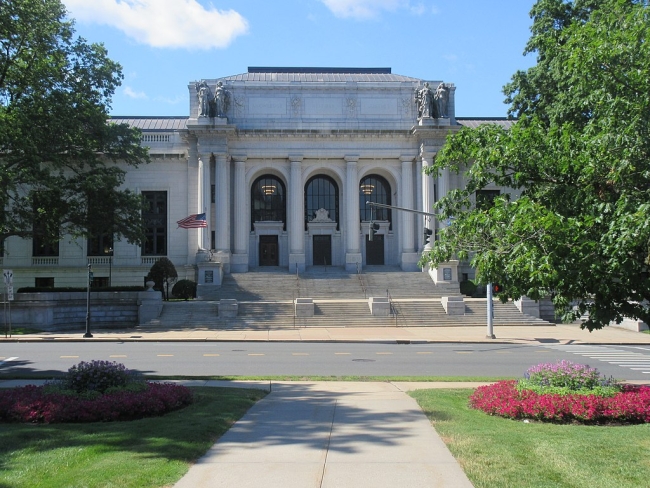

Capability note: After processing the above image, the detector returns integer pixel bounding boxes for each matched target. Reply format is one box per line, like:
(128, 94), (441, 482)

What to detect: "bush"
(147, 257), (178, 300)
(517, 360), (620, 395)
(53, 360), (145, 394)
(459, 280), (477, 297)
(172, 279), (197, 300)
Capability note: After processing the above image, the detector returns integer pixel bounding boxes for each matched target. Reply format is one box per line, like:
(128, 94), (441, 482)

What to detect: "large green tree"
(423, 0), (650, 330)
(0, 0), (149, 246)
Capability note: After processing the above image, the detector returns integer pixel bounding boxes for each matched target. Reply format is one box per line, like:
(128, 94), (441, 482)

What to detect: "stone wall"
(0, 291), (163, 331)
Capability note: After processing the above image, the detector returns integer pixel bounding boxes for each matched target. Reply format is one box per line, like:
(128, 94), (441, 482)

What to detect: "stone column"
(200, 152), (211, 251)
(400, 156), (418, 271)
(289, 156), (305, 273)
(231, 157), (248, 272)
(345, 156), (361, 272)
(421, 152), (435, 252)
(214, 153), (231, 272)
(186, 134), (202, 263)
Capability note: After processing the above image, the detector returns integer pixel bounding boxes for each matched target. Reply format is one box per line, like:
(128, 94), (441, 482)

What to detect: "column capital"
(288, 154), (303, 163)
(400, 155), (415, 163)
(231, 155), (247, 163)
(344, 155), (359, 163)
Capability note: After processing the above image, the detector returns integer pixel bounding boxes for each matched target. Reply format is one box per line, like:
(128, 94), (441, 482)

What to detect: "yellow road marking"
(110, 355), (127, 358)
(416, 351), (433, 355)
(495, 351), (511, 354)
(248, 353), (265, 356)
(203, 354), (220, 357)
(335, 352), (351, 355)
(157, 354), (174, 357)
(376, 352), (392, 355)
(292, 353), (309, 356)
(535, 350), (551, 353)
(455, 351), (473, 354)
(60, 356), (79, 358)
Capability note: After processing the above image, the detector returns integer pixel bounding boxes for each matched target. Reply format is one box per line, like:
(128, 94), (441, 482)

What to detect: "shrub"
(517, 360), (620, 396)
(53, 360), (145, 394)
(147, 257), (178, 300)
(172, 279), (197, 300)
(459, 280), (477, 297)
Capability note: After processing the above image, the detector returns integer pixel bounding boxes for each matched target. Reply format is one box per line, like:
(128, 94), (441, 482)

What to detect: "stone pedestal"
(214, 250), (231, 274)
(231, 253), (249, 273)
(369, 297), (390, 316)
(138, 289), (163, 325)
(514, 296), (540, 318)
(295, 298), (314, 317)
(441, 296), (465, 315)
(197, 261), (223, 286)
(429, 260), (459, 284)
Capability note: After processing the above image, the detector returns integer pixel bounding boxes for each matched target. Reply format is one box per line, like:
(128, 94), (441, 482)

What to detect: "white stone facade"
(1, 68), (514, 290)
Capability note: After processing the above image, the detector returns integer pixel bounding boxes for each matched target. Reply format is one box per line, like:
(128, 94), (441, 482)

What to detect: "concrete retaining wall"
(0, 291), (163, 331)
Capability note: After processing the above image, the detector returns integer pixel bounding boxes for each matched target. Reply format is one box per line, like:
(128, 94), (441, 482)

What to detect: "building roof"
(220, 67), (421, 83)
(456, 118), (515, 129)
(110, 116), (189, 131)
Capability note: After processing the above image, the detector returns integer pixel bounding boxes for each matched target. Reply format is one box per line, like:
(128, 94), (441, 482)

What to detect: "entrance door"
(259, 235), (279, 266)
(366, 234), (384, 265)
(313, 235), (332, 266)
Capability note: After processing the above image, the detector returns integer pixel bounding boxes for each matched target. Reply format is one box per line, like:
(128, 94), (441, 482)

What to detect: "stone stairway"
(142, 267), (553, 329)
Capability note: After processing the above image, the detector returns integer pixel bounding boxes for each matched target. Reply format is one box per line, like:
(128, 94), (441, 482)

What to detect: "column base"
(400, 252), (420, 272)
(214, 251), (231, 274)
(345, 253), (362, 273)
(289, 253), (306, 274)
(230, 253), (249, 273)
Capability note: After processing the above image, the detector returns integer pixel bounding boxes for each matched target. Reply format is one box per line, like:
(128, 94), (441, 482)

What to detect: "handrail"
(387, 289), (398, 327)
(357, 264), (367, 299)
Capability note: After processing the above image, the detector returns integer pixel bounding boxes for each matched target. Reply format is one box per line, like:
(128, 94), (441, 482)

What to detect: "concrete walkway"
(174, 381), (473, 488)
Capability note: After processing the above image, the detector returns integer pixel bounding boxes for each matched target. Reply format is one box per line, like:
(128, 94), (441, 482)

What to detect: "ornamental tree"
(0, 0), (149, 246)
(422, 0), (650, 330)
(147, 258), (178, 301)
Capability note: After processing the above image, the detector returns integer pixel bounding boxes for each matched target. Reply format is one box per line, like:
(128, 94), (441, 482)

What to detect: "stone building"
(2, 67), (513, 291)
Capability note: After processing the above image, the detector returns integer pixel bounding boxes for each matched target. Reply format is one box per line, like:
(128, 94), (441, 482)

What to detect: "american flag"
(177, 213), (207, 229)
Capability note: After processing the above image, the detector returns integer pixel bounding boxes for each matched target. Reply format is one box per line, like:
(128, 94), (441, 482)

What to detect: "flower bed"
(469, 361), (650, 424)
(0, 360), (193, 423)
(0, 382), (193, 423)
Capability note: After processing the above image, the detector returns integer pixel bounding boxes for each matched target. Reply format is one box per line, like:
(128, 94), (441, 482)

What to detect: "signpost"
(84, 264), (93, 338)
(3, 269), (13, 337)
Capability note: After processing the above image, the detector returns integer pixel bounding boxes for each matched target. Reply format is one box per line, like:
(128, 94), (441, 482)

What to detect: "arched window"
(305, 175), (339, 230)
(251, 175), (286, 230)
(359, 175), (391, 225)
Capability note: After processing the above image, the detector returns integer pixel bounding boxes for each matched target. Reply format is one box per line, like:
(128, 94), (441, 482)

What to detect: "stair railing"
(387, 289), (398, 327)
(357, 263), (367, 299)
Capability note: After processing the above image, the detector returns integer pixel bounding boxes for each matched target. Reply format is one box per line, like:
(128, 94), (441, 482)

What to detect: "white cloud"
(62, 0), (249, 49)
(123, 86), (147, 99)
(319, 0), (438, 19)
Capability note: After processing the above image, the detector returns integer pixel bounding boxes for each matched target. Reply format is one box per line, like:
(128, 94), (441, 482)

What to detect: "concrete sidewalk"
(2, 322), (650, 344)
(174, 381), (474, 488)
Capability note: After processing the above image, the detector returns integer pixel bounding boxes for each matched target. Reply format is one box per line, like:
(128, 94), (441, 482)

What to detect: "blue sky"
(61, 0), (538, 117)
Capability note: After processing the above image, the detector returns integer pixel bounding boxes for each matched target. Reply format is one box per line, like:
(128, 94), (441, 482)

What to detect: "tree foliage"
(0, 0), (149, 244)
(422, 0), (650, 330)
(147, 258), (178, 301)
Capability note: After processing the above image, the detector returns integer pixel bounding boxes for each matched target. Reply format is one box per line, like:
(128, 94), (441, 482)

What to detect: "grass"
(410, 388), (650, 488)
(2, 327), (42, 336)
(0, 386), (266, 488)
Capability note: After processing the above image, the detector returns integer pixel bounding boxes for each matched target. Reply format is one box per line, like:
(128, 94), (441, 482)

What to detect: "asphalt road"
(2, 342), (650, 380)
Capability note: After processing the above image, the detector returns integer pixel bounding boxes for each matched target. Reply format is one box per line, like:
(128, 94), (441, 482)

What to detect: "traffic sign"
(3, 270), (13, 285)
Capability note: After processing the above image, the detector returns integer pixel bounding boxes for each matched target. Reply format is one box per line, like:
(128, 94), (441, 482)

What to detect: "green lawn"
(0, 387), (266, 488)
(410, 388), (650, 488)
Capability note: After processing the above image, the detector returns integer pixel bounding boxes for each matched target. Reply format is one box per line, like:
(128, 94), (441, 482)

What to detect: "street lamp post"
(108, 247), (113, 287)
(84, 264), (93, 338)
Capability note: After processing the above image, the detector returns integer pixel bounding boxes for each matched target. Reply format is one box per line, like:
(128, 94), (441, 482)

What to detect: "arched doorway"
(305, 175), (339, 266)
(360, 174), (391, 265)
(251, 175), (286, 266)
